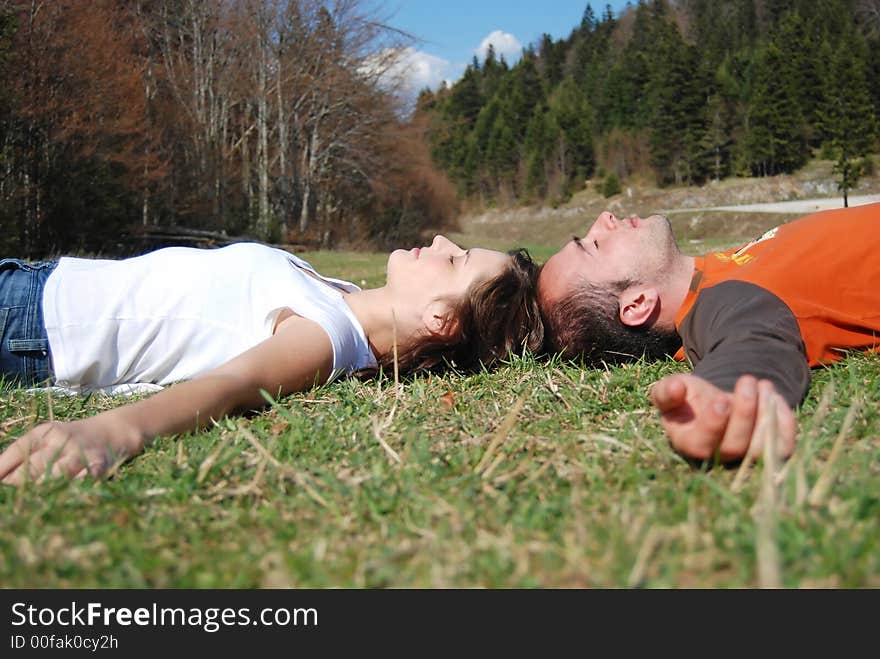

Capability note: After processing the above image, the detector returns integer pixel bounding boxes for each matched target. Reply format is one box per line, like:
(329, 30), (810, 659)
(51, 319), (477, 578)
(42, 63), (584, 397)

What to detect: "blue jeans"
(0, 258), (56, 387)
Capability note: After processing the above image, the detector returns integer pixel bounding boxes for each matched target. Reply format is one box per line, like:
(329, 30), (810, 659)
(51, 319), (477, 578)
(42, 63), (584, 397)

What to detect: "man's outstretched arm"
(656, 281), (809, 462)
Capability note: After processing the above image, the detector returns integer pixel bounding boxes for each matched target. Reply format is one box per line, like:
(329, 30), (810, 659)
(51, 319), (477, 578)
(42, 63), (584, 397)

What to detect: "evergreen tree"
(538, 34), (565, 88)
(683, 0), (760, 66)
(580, 4), (598, 34)
(473, 98), (502, 157)
(430, 65), (485, 194)
(421, 0), (877, 206)
(523, 104), (553, 199)
(646, 11), (712, 185)
(606, 0), (655, 131)
(770, 10), (825, 145)
(819, 33), (877, 206)
(548, 76), (595, 190)
(501, 54), (545, 135)
(486, 118), (518, 196)
(480, 44), (507, 99)
(702, 92), (734, 181)
(447, 65), (484, 126)
(741, 42), (809, 176)
(472, 98), (502, 197)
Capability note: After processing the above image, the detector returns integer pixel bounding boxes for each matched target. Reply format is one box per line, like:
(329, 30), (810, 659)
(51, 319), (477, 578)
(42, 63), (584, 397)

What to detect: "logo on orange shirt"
(712, 252), (755, 265)
(733, 227), (779, 257)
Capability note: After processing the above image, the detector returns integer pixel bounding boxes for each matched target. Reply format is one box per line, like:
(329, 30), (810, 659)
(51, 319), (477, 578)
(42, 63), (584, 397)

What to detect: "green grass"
(2, 248), (878, 587)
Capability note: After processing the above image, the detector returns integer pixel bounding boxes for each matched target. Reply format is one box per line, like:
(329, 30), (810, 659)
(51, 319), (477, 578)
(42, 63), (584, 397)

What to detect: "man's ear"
(422, 299), (458, 338)
(619, 286), (660, 328)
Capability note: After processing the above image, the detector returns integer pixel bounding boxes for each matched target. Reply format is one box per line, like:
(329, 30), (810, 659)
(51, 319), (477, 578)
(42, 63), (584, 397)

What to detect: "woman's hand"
(0, 419), (136, 486)
(0, 315), (334, 487)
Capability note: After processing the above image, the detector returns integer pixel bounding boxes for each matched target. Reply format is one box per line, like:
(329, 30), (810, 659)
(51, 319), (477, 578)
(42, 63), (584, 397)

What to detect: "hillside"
(453, 158), (880, 258)
(422, 0), (880, 231)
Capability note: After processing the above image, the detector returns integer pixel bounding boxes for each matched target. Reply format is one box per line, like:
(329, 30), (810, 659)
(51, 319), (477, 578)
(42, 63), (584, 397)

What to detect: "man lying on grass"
(538, 202), (880, 463)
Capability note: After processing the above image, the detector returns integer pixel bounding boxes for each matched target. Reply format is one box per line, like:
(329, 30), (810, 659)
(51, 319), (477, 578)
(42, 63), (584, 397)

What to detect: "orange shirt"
(674, 202), (880, 366)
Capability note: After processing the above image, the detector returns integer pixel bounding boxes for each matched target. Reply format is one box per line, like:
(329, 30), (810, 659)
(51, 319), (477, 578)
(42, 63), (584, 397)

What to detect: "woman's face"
(386, 235), (509, 334)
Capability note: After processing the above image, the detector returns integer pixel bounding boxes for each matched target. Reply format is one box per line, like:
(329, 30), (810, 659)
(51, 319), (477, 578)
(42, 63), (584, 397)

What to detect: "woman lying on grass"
(0, 236), (543, 485)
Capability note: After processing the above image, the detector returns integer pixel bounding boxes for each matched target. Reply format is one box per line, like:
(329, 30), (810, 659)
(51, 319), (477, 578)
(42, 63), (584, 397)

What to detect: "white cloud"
(475, 30), (522, 63)
(370, 47), (455, 95)
(399, 48), (454, 92)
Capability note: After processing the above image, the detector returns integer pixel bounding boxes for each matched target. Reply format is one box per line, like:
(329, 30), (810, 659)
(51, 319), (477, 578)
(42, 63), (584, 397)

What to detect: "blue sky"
(382, 1), (631, 93)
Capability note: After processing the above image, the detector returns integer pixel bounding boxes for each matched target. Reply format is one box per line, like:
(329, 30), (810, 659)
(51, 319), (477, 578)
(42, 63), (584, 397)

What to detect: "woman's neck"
(343, 287), (408, 360)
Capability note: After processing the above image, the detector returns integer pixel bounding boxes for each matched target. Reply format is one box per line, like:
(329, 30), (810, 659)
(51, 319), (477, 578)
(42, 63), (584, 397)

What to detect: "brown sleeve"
(677, 280), (810, 407)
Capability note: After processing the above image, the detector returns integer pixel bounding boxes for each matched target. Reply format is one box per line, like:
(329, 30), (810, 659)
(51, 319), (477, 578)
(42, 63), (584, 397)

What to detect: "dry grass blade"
(519, 460), (553, 488)
(585, 432), (633, 453)
(373, 405), (402, 465)
(176, 440), (187, 468)
(627, 526), (672, 588)
(480, 451), (507, 480)
(391, 308), (400, 395)
(731, 450), (756, 493)
(0, 413), (36, 435)
(756, 397), (781, 589)
(196, 431), (235, 483)
(779, 379), (835, 490)
(489, 460), (532, 486)
(237, 423), (329, 509)
(544, 373), (571, 411)
(46, 384), (54, 423)
(474, 393), (526, 475)
(807, 396), (861, 508)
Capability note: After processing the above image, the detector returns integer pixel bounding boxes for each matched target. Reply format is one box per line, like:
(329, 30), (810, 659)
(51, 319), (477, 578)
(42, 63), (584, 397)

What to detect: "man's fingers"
(684, 393), (731, 459)
(717, 375), (759, 462)
(649, 375), (688, 411)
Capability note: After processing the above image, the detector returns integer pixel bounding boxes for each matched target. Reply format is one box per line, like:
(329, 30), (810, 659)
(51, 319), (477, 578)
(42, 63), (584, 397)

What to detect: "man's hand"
(0, 419), (134, 486)
(648, 373), (796, 462)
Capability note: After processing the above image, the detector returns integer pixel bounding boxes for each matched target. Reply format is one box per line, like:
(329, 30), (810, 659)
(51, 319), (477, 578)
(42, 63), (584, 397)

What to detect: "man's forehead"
(538, 249), (582, 306)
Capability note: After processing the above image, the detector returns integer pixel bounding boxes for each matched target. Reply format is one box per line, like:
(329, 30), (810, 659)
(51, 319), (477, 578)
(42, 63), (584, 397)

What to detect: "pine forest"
(1, 0), (878, 257)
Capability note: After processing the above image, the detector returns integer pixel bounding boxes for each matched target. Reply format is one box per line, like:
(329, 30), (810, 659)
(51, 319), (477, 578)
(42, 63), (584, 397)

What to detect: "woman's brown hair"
(367, 249), (544, 377)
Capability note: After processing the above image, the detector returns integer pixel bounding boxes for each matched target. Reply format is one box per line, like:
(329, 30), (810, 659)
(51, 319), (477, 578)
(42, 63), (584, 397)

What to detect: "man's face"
(538, 211), (677, 307)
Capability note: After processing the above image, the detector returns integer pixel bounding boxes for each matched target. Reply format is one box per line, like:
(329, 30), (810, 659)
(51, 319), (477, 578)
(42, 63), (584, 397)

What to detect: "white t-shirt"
(41, 243), (376, 394)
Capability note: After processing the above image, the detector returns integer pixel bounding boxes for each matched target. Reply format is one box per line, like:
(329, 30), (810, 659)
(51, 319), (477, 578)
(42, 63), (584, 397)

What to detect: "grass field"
(1, 235), (879, 588)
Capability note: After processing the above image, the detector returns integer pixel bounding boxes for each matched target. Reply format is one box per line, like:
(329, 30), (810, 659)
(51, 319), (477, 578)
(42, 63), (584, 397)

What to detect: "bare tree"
(857, 0), (880, 38)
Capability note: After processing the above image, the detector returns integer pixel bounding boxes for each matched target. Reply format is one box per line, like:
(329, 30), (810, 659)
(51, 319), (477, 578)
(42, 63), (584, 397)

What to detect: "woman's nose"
(431, 235), (458, 251)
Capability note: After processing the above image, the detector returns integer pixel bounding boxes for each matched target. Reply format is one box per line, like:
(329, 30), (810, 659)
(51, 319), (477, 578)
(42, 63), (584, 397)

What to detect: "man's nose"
(598, 211), (618, 230)
(585, 211), (618, 239)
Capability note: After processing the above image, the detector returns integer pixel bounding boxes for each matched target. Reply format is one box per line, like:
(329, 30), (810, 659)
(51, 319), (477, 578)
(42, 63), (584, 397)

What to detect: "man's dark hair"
(541, 275), (681, 365)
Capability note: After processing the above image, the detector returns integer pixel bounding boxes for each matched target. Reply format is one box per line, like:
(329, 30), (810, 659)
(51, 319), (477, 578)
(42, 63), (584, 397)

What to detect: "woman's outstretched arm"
(0, 314), (334, 485)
